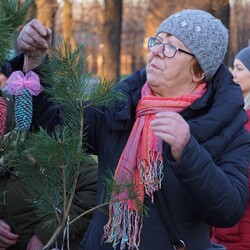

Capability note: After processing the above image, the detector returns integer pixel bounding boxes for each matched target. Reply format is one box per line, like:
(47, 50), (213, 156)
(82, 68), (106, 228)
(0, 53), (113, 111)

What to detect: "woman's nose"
(151, 45), (165, 58)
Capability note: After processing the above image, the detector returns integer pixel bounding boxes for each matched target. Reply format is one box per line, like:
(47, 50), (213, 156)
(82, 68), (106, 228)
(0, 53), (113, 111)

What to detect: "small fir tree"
(3, 41), (127, 249)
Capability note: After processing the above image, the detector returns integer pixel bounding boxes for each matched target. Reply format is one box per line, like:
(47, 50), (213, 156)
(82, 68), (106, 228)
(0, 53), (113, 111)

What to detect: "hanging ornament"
(0, 96), (7, 142)
(6, 70), (42, 132)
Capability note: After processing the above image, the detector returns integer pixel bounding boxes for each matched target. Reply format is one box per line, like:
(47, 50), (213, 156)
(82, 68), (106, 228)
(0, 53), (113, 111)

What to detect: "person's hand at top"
(17, 19), (52, 72)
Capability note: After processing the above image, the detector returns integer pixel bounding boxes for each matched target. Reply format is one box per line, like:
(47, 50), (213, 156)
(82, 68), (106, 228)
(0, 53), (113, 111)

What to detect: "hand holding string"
(17, 19), (52, 72)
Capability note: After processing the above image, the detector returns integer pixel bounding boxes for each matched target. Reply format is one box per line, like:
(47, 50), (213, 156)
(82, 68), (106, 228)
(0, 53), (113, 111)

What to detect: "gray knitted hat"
(235, 47), (250, 71)
(157, 9), (229, 81)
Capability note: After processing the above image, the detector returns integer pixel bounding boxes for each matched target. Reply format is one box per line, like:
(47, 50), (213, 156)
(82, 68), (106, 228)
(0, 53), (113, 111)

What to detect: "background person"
(11, 9), (250, 250)
(232, 47), (250, 129)
(211, 46), (250, 250)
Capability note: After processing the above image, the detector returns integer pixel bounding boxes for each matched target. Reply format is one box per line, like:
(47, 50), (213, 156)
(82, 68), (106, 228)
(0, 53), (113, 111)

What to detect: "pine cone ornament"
(0, 96), (7, 141)
(15, 88), (33, 132)
(6, 70), (42, 132)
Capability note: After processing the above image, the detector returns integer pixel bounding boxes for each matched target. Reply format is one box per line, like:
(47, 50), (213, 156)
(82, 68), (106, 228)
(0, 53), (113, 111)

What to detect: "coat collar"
(105, 65), (247, 140)
(185, 64), (246, 143)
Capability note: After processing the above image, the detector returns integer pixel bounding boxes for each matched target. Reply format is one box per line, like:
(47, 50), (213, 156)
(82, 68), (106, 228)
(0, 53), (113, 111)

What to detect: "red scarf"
(104, 82), (207, 249)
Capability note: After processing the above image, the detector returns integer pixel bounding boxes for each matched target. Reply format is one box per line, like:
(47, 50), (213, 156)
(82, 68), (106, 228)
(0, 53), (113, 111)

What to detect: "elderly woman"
(6, 9), (250, 250)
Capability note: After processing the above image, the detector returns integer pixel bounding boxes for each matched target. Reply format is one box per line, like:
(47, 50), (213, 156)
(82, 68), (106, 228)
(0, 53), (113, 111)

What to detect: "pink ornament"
(7, 70), (42, 96)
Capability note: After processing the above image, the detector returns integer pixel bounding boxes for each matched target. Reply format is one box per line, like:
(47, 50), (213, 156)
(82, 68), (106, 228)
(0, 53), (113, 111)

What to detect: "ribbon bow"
(7, 70), (42, 96)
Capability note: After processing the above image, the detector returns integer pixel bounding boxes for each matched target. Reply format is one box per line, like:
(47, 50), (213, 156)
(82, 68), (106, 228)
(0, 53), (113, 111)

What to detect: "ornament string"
(6, 29), (43, 136)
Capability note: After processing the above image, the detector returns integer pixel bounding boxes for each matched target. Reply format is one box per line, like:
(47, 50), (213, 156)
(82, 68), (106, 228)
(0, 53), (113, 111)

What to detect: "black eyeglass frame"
(148, 37), (194, 58)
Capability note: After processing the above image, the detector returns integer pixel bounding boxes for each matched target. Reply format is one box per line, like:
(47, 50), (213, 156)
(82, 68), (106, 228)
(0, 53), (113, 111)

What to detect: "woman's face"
(232, 58), (250, 98)
(146, 33), (198, 97)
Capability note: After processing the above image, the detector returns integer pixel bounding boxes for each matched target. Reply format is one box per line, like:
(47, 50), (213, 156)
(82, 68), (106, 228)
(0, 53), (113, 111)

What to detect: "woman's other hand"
(151, 111), (190, 161)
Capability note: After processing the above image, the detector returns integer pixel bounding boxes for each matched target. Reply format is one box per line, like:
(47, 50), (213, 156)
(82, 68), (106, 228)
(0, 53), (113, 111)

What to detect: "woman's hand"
(0, 220), (19, 248)
(151, 111), (190, 161)
(17, 19), (52, 71)
(26, 235), (44, 250)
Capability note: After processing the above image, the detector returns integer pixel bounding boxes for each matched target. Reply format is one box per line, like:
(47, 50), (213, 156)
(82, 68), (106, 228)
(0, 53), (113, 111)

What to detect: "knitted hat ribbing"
(157, 9), (229, 81)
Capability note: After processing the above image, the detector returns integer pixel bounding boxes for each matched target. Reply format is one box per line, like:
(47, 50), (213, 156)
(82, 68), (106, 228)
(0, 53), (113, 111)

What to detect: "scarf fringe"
(138, 151), (163, 202)
(103, 201), (143, 250)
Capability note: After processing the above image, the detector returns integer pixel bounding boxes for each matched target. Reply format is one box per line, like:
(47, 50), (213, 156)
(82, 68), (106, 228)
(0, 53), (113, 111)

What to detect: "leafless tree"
(102, 0), (122, 81)
(122, 0), (147, 72)
(229, 0), (250, 65)
(62, 0), (76, 50)
(36, 0), (58, 45)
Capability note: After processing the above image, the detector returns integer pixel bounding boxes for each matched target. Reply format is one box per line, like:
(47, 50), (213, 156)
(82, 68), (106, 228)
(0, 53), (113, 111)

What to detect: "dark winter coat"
(8, 56), (250, 250)
(80, 65), (250, 250)
(211, 110), (250, 250)
(0, 55), (98, 250)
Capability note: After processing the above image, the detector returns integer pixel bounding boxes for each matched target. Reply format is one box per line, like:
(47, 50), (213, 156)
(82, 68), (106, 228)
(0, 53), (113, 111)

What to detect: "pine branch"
(4, 127), (86, 223)
(36, 43), (128, 248)
(43, 164), (80, 250)
(101, 170), (147, 215)
(2, 41), (133, 249)
(70, 201), (111, 226)
(39, 41), (125, 123)
(17, 42), (124, 248)
(0, 0), (32, 64)
(0, 0), (32, 28)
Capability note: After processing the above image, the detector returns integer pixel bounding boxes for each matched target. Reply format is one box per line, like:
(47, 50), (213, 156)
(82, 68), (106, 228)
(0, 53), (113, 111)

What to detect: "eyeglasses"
(148, 37), (194, 58)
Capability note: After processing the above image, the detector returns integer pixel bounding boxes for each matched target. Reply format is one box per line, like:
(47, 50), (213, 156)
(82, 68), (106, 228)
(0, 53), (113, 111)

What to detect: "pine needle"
(101, 169), (148, 217)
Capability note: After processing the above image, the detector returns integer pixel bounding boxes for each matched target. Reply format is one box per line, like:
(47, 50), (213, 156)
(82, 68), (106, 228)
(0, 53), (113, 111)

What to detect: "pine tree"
(4, 42), (125, 249)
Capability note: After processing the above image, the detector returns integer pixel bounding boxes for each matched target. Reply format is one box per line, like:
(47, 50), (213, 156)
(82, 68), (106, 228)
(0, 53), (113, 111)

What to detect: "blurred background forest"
(15, 0), (250, 81)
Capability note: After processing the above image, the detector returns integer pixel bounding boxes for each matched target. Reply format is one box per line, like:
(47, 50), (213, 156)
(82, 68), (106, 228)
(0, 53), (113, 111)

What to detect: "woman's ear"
(193, 72), (205, 83)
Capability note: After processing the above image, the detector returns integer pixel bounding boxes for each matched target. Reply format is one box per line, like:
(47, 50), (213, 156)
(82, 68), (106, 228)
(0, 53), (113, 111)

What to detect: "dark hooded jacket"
(211, 110), (250, 249)
(6, 56), (250, 250)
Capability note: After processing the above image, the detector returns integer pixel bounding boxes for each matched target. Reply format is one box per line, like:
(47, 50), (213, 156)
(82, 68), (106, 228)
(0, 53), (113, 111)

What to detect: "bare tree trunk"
(36, 0), (58, 45)
(102, 0), (122, 82)
(230, 0), (249, 66)
(209, 0), (230, 65)
(62, 0), (76, 50)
